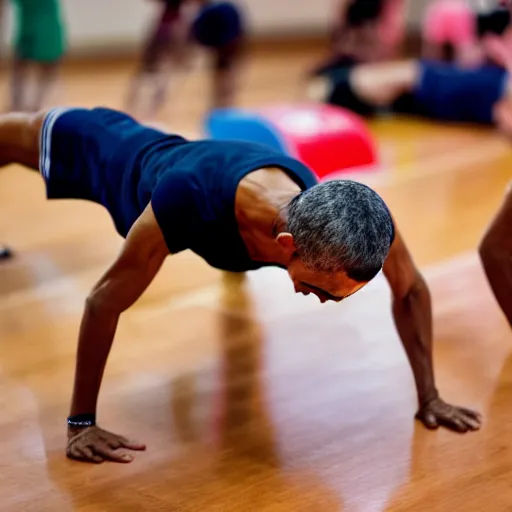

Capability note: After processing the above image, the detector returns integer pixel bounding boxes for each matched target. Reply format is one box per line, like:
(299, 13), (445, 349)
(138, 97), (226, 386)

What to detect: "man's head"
(276, 180), (395, 303)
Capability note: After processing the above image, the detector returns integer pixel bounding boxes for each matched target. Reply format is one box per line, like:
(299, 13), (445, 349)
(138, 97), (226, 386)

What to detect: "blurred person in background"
(477, 0), (512, 69)
(421, 0), (512, 68)
(7, 0), (67, 112)
(0, 0), (65, 259)
(311, 0), (406, 77)
(308, 57), (512, 136)
(0, 0), (8, 259)
(126, 0), (246, 122)
(421, 0), (478, 65)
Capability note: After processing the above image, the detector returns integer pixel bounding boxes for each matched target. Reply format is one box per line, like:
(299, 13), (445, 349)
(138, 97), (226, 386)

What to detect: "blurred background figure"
(421, 0), (478, 64)
(6, 0), (67, 112)
(311, 0), (406, 76)
(308, 57), (512, 134)
(478, 0), (512, 69)
(0, 0), (66, 258)
(126, 0), (246, 122)
(421, 0), (512, 67)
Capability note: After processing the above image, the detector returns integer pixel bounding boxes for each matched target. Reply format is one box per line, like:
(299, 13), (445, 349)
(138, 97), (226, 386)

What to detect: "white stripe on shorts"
(39, 107), (75, 181)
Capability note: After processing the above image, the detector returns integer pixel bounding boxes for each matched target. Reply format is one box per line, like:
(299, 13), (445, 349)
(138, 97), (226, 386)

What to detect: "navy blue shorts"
(39, 107), (174, 236)
(412, 61), (508, 125)
(192, 2), (244, 48)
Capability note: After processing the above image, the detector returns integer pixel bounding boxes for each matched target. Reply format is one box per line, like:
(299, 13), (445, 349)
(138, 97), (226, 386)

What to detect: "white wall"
(1, 0), (429, 54)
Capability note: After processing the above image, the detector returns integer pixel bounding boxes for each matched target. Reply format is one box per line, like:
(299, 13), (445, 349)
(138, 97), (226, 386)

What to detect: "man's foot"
(0, 245), (13, 260)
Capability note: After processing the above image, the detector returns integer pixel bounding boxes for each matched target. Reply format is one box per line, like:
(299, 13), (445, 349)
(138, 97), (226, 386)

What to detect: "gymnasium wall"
(0, 0), (430, 56)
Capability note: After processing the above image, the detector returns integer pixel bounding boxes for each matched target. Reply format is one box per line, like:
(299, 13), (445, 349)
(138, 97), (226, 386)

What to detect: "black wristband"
(67, 413), (96, 428)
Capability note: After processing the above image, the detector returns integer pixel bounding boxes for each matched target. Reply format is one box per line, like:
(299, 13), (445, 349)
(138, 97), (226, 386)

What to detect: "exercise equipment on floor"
(204, 103), (378, 179)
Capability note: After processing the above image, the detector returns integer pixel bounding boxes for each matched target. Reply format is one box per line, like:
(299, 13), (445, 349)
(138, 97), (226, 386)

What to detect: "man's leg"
(211, 38), (245, 110)
(0, 110), (48, 260)
(0, 110), (46, 170)
(479, 185), (512, 327)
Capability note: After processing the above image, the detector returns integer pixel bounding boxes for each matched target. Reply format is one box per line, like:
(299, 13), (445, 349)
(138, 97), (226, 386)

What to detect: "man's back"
(42, 107), (318, 271)
(133, 138), (319, 271)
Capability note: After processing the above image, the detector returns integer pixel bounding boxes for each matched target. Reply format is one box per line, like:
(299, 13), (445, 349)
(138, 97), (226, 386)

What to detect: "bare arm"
(70, 204), (168, 416)
(383, 228), (481, 432)
(383, 229), (436, 404)
(66, 204), (170, 463)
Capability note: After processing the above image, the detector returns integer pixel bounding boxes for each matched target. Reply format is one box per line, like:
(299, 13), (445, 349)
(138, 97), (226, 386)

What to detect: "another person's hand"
(416, 397), (482, 433)
(67, 426), (146, 463)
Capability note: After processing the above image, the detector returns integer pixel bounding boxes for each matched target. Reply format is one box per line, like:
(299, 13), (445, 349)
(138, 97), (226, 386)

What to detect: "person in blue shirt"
(0, 106), (481, 463)
(308, 58), (512, 132)
(126, 0), (246, 121)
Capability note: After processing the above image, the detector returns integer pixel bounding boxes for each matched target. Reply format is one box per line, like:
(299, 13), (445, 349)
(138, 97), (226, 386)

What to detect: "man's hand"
(416, 397), (482, 433)
(382, 227), (484, 434)
(67, 426), (146, 463)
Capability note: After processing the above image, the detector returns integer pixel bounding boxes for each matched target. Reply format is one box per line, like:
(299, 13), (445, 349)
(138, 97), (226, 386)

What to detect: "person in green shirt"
(8, 0), (67, 112)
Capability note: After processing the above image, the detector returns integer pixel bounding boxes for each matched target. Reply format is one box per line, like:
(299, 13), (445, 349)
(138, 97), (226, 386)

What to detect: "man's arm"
(66, 203), (170, 463)
(383, 228), (481, 432)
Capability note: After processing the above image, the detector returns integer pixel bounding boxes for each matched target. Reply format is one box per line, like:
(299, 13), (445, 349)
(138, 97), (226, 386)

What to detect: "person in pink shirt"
(422, 0), (479, 65)
(422, 0), (512, 68)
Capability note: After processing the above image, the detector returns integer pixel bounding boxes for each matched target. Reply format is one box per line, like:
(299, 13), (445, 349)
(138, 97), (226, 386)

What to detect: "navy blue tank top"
(99, 130), (318, 272)
(45, 108), (318, 273)
(145, 139), (318, 271)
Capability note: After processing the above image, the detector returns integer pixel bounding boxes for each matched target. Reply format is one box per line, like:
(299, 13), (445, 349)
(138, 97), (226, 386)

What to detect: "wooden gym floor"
(1, 46), (512, 511)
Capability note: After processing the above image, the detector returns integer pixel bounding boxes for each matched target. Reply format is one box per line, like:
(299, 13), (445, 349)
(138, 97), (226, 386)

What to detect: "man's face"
(286, 256), (368, 304)
(276, 231), (370, 303)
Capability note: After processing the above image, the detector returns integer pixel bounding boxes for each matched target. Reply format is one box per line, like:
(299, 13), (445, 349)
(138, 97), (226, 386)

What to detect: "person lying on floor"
(308, 58), (512, 134)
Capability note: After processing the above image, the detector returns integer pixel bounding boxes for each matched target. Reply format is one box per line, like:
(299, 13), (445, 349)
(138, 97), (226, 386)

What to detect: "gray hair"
(285, 180), (395, 281)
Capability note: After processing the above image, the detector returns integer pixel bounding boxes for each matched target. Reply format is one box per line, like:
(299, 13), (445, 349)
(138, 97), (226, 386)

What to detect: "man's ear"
(276, 232), (296, 257)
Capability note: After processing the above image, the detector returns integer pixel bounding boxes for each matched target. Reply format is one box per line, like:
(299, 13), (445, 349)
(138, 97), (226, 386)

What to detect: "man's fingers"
(93, 443), (135, 463)
(459, 412), (482, 431)
(67, 444), (84, 461)
(80, 446), (104, 463)
(418, 401), (482, 433)
(440, 415), (468, 433)
(67, 444), (103, 463)
(105, 433), (145, 450)
(119, 437), (147, 451)
(106, 439), (122, 450)
(66, 427), (145, 463)
(418, 410), (439, 429)
(459, 408), (482, 423)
